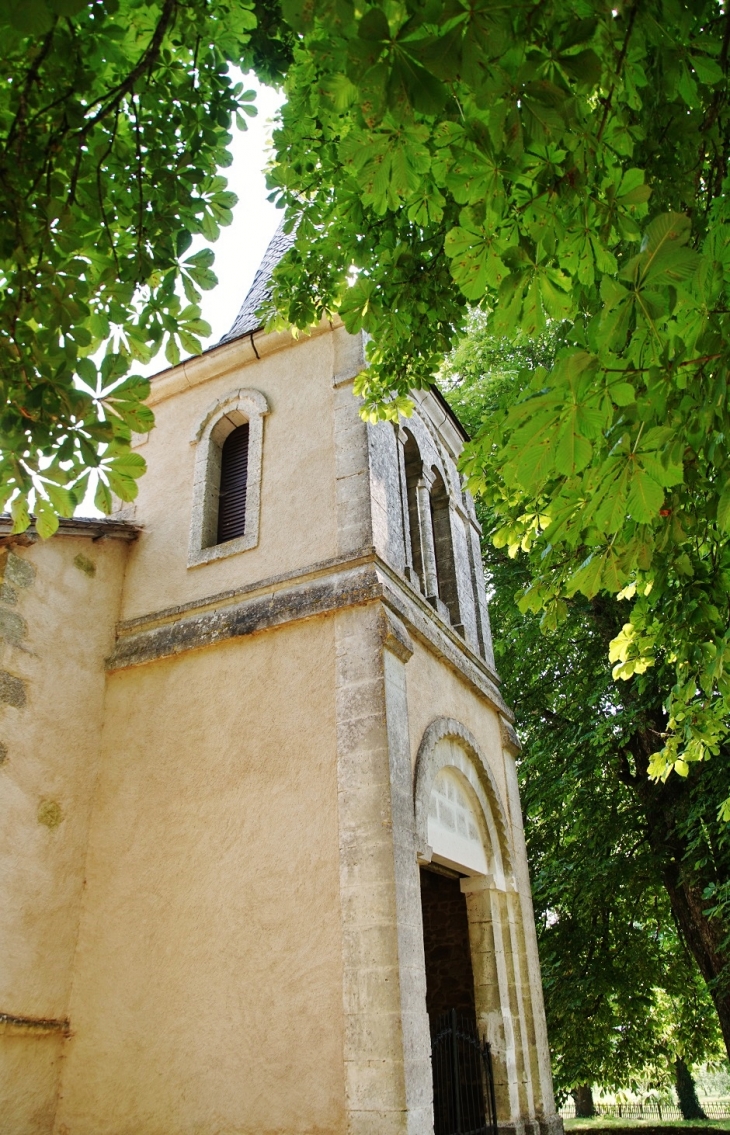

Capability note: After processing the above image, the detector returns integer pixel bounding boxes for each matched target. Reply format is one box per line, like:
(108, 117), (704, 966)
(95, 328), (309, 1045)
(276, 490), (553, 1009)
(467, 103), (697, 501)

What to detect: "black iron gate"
(431, 1009), (498, 1135)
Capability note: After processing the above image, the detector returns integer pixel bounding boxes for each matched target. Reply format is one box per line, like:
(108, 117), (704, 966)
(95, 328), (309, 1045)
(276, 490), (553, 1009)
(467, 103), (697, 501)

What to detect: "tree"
(4, 2), (730, 798)
(0, 0), (291, 534)
(262, 0), (730, 794)
(441, 312), (730, 1071)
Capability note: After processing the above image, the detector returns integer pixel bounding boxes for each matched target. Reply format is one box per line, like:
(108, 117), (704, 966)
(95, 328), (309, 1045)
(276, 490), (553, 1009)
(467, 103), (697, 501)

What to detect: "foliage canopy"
(0, 0), (291, 532)
(3, 0), (730, 793)
(263, 0), (730, 792)
(443, 313), (730, 1076)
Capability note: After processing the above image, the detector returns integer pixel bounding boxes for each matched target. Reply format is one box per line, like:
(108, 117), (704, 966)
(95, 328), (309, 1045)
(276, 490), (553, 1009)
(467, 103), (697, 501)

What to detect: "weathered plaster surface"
(0, 537), (130, 1134)
(118, 327), (341, 621)
(404, 638), (506, 796)
(57, 619), (345, 1135)
(2, 317), (561, 1135)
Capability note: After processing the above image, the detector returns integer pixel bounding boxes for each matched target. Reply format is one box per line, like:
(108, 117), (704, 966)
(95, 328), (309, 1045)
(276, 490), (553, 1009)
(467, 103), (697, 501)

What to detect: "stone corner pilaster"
(538, 1114), (565, 1135)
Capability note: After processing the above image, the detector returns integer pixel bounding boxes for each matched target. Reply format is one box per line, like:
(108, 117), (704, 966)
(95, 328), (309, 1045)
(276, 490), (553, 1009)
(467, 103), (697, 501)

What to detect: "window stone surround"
(187, 387), (269, 567)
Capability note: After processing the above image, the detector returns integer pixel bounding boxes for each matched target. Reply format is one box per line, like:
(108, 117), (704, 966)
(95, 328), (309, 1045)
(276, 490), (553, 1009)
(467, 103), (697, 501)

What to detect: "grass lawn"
(565, 1121), (730, 1131)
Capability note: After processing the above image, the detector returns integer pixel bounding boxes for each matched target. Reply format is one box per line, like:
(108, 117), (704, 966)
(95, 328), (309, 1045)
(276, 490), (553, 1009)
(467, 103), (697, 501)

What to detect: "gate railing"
(431, 1008), (498, 1135)
(559, 1100), (730, 1121)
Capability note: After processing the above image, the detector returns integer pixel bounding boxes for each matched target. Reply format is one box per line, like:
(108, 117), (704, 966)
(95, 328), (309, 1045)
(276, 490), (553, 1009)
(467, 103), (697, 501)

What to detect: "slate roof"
(215, 218), (469, 440)
(218, 219), (296, 344)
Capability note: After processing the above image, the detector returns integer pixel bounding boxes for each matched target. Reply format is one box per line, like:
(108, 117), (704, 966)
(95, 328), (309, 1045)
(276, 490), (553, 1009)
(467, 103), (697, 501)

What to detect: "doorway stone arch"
(414, 717), (512, 885)
(414, 717), (537, 1132)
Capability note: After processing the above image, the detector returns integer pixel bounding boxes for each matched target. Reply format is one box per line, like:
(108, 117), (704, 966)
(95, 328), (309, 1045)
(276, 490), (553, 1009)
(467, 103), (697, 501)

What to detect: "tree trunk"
(572, 1085), (595, 1118)
(625, 725), (730, 1062)
(674, 1057), (707, 1120)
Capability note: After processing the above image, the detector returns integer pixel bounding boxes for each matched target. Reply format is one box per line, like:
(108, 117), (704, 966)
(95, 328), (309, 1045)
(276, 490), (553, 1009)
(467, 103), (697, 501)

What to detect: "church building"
(0, 230), (561, 1135)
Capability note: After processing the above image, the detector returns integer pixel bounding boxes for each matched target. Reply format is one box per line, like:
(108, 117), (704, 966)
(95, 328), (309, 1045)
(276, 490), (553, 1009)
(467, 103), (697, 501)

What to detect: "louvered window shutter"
(217, 423), (250, 543)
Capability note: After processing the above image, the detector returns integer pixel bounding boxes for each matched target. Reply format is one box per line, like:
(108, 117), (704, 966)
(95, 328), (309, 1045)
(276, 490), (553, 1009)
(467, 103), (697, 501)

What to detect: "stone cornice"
(107, 550), (511, 719)
(109, 558), (381, 672)
(116, 549), (377, 635)
(0, 516), (140, 542)
(146, 316), (340, 408)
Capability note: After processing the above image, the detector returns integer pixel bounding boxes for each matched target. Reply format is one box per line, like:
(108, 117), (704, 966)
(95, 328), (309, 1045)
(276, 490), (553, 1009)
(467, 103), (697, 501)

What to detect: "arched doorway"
(421, 765), (489, 1023)
(415, 719), (527, 1135)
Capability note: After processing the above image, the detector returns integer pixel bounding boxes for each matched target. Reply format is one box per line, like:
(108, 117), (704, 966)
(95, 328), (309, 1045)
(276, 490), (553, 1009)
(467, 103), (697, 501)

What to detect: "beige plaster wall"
(119, 328), (342, 622)
(0, 536), (129, 1135)
(404, 639), (507, 804)
(56, 617), (345, 1135)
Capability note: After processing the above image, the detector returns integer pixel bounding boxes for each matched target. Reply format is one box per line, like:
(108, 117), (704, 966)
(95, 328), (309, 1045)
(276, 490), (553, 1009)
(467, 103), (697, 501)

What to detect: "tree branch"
(3, 26), (57, 153)
(78, 0), (177, 139)
(597, 3), (639, 143)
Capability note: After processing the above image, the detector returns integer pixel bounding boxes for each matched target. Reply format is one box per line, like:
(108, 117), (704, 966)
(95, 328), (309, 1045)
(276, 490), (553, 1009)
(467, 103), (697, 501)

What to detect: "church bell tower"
(0, 228), (562, 1135)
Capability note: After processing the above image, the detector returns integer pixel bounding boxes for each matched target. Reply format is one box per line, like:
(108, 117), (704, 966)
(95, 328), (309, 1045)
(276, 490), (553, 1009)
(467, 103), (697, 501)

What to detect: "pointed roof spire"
(218, 218), (295, 344)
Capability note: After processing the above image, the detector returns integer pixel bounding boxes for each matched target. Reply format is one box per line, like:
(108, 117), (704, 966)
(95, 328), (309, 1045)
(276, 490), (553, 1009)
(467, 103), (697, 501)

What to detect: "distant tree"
(571, 1087), (595, 1119)
(441, 313), (730, 1077)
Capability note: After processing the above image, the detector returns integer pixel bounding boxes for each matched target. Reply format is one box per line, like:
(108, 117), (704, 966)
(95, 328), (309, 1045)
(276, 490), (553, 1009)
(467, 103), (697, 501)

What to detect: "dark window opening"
(430, 469), (461, 628)
(403, 430), (424, 587)
(217, 423), (249, 544)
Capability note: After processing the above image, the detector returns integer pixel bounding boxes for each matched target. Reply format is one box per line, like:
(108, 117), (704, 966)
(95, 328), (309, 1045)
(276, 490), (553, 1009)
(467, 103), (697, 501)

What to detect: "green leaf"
(390, 55), (448, 115)
(76, 357), (97, 386)
(178, 330), (203, 355)
(4, 0), (54, 32)
(106, 374), (151, 401)
(560, 49), (601, 87)
(200, 211), (220, 241)
(103, 450), (146, 478)
(110, 402), (155, 432)
(717, 485), (730, 532)
(445, 224), (508, 298)
(642, 211), (691, 254)
(48, 0), (89, 12)
(44, 482), (76, 517)
(185, 249), (215, 269)
(554, 424), (593, 476)
(617, 172), (652, 205)
(35, 497), (60, 539)
(611, 382), (636, 406)
(567, 553), (605, 599)
(691, 55), (724, 85)
(626, 469), (664, 523)
(94, 478), (113, 515)
(358, 7), (389, 41)
(165, 336), (181, 367)
(10, 496), (31, 534)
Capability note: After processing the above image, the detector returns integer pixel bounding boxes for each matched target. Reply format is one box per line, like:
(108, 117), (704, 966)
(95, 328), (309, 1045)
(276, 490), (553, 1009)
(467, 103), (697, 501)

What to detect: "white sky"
(194, 77), (284, 344)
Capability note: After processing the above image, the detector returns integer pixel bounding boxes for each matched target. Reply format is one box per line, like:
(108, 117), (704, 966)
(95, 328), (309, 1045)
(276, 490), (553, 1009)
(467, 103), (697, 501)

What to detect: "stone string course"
(106, 552), (510, 722)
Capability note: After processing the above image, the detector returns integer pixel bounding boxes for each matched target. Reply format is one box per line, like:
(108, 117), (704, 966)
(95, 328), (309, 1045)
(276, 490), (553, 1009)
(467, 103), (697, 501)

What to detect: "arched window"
(217, 423), (250, 543)
(188, 388), (268, 567)
(430, 468), (461, 629)
(403, 430), (424, 588)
